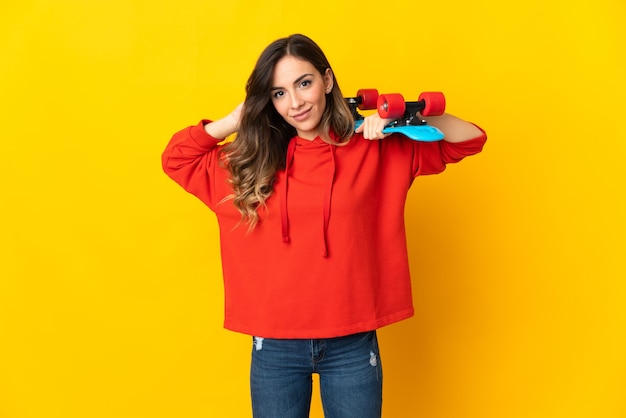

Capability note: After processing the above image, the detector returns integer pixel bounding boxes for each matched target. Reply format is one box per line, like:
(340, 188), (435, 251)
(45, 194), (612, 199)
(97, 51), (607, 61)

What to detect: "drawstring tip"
(282, 236), (290, 243)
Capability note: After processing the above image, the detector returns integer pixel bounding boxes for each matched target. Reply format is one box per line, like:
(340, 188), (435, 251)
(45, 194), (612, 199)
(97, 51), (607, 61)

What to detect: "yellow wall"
(1, 1), (624, 417)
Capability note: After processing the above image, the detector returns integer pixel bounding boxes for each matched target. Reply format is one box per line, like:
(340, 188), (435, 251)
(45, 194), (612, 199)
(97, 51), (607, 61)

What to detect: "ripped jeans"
(250, 331), (382, 418)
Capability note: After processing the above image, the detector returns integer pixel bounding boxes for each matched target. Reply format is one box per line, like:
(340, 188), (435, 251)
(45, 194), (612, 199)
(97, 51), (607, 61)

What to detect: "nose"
(290, 91), (304, 109)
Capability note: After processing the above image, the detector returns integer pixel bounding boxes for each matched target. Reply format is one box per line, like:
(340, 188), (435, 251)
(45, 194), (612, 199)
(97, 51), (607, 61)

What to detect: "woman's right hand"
(204, 102), (244, 139)
(227, 102), (243, 132)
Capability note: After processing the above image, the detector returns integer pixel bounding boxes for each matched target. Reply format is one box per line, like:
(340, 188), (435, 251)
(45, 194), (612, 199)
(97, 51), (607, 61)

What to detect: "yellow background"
(1, 0), (624, 417)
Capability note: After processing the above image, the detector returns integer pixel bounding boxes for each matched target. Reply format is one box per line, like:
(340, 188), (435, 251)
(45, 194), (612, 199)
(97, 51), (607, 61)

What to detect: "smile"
(291, 108), (312, 121)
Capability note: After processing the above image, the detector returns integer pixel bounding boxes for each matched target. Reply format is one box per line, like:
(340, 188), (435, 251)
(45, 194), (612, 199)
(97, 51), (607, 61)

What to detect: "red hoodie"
(162, 120), (486, 338)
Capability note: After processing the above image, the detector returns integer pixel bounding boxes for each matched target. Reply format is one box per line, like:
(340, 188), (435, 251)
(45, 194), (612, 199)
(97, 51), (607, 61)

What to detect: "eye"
(299, 79), (312, 88)
(272, 90), (284, 99)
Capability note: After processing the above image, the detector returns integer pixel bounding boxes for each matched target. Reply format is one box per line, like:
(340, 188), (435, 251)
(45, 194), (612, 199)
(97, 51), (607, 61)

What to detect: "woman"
(162, 33), (486, 418)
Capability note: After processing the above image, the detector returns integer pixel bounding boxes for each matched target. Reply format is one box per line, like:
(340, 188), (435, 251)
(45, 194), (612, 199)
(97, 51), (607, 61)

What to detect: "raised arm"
(355, 111), (484, 143)
(419, 113), (484, 143)
(161, 104), (243, 207)
(203, 103), (243, 139)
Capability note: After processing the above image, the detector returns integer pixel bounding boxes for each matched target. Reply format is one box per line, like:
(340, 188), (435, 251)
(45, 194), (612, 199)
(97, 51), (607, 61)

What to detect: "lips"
(291, 108), (312, 122)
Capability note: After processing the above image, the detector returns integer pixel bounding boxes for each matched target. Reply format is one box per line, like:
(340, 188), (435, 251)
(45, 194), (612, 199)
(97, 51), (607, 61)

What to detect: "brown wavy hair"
(220, 34), (354, 230)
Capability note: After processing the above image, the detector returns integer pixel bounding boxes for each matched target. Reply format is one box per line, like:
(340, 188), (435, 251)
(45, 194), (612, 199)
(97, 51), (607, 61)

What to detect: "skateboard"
(347, 89), (446, 142)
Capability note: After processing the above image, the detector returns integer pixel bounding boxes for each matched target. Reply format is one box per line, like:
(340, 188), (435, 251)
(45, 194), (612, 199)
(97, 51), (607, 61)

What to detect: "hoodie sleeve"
(161, 120), (224, 209)
(411, 125), (487, 177)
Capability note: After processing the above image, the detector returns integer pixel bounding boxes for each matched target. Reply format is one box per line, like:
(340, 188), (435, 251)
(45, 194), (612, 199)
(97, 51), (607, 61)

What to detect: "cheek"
(272, 99), (288, 117)
(316, 89), (328, 105)
(317, 93), (328, 112)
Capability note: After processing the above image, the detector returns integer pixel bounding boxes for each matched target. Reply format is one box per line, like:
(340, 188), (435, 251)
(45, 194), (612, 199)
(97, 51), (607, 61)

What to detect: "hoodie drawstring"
(281, 139), (297, 243)
(321, 145), (336, 257)
(280, 138), (336, 257)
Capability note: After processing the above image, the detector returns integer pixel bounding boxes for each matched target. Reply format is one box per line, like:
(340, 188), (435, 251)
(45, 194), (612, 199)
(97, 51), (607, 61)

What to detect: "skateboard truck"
(377, 92), (446, 123)
(380, 101), (427, 127)
(345, 89), (379, 122)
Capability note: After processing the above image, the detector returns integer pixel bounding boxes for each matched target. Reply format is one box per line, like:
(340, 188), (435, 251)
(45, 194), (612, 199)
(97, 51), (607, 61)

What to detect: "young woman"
(162, 33), (486, 418)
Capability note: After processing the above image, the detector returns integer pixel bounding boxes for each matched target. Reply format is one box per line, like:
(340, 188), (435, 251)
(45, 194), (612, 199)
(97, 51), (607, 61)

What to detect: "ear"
(324, 68), (334, 93)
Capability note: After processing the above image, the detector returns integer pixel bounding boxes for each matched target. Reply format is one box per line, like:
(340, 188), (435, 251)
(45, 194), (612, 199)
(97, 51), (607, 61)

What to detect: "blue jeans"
(250, 331), (383, 418)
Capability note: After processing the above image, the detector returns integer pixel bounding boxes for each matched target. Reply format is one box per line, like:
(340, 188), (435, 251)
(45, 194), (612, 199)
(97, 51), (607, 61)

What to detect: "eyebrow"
(270, 73), (314, 91)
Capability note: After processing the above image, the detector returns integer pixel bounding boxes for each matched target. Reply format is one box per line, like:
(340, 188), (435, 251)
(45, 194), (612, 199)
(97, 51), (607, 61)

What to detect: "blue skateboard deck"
(354, 119), (444, 142)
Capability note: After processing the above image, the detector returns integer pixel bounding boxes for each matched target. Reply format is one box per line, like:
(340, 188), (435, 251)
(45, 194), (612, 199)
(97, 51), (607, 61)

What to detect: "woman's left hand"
(355, 113), (394, 140)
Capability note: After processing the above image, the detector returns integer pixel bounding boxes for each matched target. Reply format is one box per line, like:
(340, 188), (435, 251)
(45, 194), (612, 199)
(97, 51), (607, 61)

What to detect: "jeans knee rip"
(369, 350), (378, 367)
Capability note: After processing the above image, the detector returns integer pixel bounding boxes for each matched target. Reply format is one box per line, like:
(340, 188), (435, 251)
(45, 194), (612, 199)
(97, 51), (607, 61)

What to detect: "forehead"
(272, 56), (318, 85)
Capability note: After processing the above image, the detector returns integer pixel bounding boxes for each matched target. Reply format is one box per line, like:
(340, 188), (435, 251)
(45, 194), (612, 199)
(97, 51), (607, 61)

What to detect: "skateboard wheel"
(419, 92), (446, 116)
(378, 93), (406, 119)
(356, 89), (379, 110)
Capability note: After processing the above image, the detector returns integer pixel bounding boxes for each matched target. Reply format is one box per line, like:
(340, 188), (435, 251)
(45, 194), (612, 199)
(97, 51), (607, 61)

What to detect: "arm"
(203, 103), (242, 139)
(355, 112), (483, 143)
(419, 113), (484, 143)
(161, 104), (242, 206)
(411, 115), (487, 176)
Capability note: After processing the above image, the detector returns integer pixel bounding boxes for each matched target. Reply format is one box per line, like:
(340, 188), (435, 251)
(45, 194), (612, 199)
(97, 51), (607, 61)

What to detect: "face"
(270, 56), (333, 140)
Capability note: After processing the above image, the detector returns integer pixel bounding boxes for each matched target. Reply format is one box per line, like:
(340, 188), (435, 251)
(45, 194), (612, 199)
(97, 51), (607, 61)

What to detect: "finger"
(366, 124), (376, 140)
(363, 127), (373, 138)
(366, 127), (383, 140)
